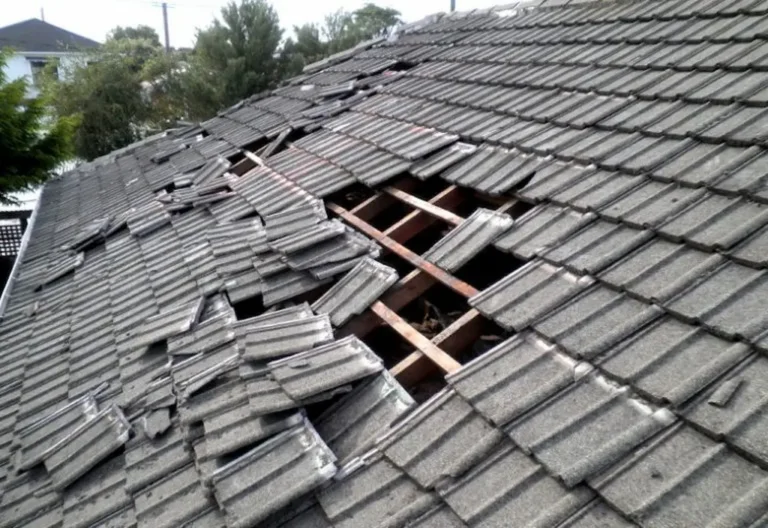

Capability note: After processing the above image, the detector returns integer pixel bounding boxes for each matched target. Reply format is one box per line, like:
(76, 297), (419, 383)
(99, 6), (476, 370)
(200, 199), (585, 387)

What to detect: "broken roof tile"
(262, 270), (332, 306)
(203, 400), (303, 458)
(128, 297), (204, 350)
(243, 313), (334, 361)
(269, 336), (383, 401)
(263, 198), (327, 241)
(269, 219), (346, 255)
(43, 404), (131, 491)
(211, 419), (337, 528)
(311, 258), (398, 326)
(469, 260), (594, 331)
(423, 209), (513, 272)
(314, 371), (414, 463)
(126, 201), (171, 238)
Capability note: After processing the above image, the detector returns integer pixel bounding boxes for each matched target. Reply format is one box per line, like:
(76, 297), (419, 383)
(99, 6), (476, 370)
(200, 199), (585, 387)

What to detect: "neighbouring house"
(4, 1), (768, 527)
(0, 18), (99, 97)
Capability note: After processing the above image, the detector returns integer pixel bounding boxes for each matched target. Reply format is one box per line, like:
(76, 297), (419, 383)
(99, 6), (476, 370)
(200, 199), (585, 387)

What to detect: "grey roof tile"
(730, 223), (768, 267)
(224, 269), (263, 304)
(317, 451), (438, 528)
(494, 204), (595, 260)
(541, 219), (653, 275)
(549, 169), (643, 213)
(447, 332), (583, 427)
(406, 504), (467, 528)
(423, 209), (513, 272)
(179, 376), (247, 425)
(269, 220), (346, 255)
(658, 194), (768, 251)
(314, 371), (414, 464)
(516, 160), (591, 202)
(592, 423), (768, 528)
(377, 388), (503, 489)
(683, 353), (768, 466)
(437, 442), (596, 528)
(533, 284), (663, 360)
(171, 342), (240, 399)
(263, 503), (333, 528)
(125, 426), (191, 493)
(203, 400), (303, 457)
(126, 201), (172, 238)
(599, 237), (726, 303)
(410, 142), (477, 180)
(244, 373), (302, 417)
(167, 312), (237, 356)
(134, 463), (216, 528)
(243, 313), (334, 361)
(0, 474), (60, 528)
(192, 156), (231, 186)
(41, 251), (84, 287)
(469, 260), (594, 331)
(283, 230), (377, 272)
(504, 371), (675, 487)
(599, 180), (707, 230)
(269, 336), (383, 401)
(43, 404), (131, 491)
(263, 198), (327, 241)
(597, 316), (752, 407)
(211, 420), (337, 528)
(127, 297), (204, 349)
(665, 260), (766, 335)
(262, 270), (332, 306)
(311, 258), (398, 326)
(61, 455), (130, 528)
(16, 393), (98, 471)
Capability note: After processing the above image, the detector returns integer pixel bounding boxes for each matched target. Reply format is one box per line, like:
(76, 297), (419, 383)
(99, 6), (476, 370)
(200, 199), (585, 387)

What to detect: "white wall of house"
(3, 52), (85, 97)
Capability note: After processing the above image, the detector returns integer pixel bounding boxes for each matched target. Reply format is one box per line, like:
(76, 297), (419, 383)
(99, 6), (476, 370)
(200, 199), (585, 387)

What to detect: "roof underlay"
(3, 0), (768, 526)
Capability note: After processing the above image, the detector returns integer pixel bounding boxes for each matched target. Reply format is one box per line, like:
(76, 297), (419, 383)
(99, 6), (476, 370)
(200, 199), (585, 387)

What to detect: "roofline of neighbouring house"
(0, 190), (42, 321)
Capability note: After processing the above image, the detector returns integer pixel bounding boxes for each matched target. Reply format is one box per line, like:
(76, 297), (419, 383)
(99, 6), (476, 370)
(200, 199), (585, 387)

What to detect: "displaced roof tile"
(311, 258), (398, 326)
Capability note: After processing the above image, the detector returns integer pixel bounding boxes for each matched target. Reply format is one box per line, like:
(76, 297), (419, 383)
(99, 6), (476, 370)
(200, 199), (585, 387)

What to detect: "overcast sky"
(1, 0), (502, 48)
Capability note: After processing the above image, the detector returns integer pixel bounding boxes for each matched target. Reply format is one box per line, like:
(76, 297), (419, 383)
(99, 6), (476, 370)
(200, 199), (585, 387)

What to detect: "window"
(29, 59), (58, 86)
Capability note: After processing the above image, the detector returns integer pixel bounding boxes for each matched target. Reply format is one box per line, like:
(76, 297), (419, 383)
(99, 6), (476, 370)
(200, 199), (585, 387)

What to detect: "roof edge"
(0, 192), (42, 321)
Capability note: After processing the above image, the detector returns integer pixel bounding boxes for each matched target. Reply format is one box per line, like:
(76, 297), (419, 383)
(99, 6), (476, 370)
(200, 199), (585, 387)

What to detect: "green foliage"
(323, 3), (402, 55)
(0, 53), (76, 204)
(108, 25), (162, 47)
(181, 0), (284, 118)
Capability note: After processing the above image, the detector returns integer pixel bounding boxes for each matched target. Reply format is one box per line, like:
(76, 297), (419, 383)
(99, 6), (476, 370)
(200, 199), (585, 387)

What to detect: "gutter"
(0, 194), (43, 321)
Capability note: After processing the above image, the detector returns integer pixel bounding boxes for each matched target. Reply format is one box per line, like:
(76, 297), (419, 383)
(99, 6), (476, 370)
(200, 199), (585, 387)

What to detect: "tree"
(108, 25), (162, 47)
(324, 3), (401, 55)
(44, 25), (187, 160)
(0, 53), (76, 204)
(182, 0), (284, 117)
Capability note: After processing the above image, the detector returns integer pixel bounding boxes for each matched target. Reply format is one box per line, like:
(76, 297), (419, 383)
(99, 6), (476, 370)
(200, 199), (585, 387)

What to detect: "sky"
(0, 0), (503, 49)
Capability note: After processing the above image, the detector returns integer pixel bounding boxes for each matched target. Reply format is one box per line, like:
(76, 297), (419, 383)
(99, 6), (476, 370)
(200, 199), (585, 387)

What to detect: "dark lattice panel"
(0, 220), (24, 257)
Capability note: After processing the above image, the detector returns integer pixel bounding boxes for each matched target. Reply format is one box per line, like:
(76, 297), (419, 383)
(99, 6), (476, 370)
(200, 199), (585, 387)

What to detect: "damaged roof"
(3, 0), (768, 526)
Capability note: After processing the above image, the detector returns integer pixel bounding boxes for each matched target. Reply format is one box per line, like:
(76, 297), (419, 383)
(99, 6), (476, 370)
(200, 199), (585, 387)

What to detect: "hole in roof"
(400, 222), (449, 256)
(408, 372), (446, 404)
(362, 324), (414, 370)
(231, 294), (266, 321)
(162, 182), (176, 194)
(367, 201), (412, 231)
(398, 282), (469, 337)
(378, 251), (412, 278)
(407, 176), (454, 201)
(326, 182), (376, 211)
(454, 245), (525, 291)
(386, 61), (416, 73)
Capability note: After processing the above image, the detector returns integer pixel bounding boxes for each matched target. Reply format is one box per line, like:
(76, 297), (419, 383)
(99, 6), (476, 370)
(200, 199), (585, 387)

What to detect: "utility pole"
(450, 0), (456, 12)
(162, 2), (170, 53)
(40, 7), (45, 21)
